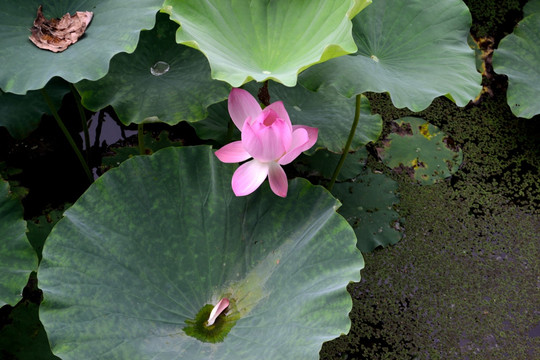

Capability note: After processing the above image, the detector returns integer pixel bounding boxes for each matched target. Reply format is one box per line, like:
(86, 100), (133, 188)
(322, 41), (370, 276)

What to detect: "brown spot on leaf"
(412, 158), (426, 169)
(390, 121), (413, 136)
(29, 5), (93, 53)
(418, 123), (433, 139)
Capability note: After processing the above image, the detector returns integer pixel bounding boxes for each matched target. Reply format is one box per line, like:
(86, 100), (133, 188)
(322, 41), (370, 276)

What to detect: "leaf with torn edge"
(29, 5), (93, 53)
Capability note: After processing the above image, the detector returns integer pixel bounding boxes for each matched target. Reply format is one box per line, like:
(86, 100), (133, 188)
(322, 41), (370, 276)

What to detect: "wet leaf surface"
(75, 13), (230, 126)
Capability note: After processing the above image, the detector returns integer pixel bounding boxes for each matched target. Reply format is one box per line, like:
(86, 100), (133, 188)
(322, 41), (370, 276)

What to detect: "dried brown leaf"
(29, 5), (93, 53)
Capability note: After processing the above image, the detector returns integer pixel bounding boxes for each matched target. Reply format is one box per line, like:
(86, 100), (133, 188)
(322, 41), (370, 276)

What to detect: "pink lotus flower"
(215, 88), (318, 197)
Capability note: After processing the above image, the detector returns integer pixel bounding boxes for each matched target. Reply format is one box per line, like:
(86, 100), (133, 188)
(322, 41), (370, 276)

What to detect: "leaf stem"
(328, 94), (362, 191)
(257, 80), (270, 107)
(69, 84), (90, 161)
(138, 123), (145, 155)
(41, 88), (93, 183)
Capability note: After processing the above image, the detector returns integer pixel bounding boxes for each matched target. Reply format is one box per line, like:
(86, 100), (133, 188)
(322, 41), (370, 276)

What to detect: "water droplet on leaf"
(151, 61), (170, 76)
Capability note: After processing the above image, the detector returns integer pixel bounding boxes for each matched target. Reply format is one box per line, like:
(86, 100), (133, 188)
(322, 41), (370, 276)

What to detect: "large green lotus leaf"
(377, 117), (463, 184)
(0, 0), (163, 95)
(190, 100), (240, 145)
(299, 0), (482, 111)
(27, 205), (67, 263)
(0, 297), (60, 360)
(75, 13), (230, 125)
(0, 162), (28, 200)
(524, 0), (540, 17)
(492, 0), (540, 119)
(162, 0), (371, 87)
(243, 83), (383, 154)
(467, 34), (484, 74)
(294, 149), (369, 182)
(100, 130), (183, 169)
(38, 146), (364, 360)
(0, 180), (38, 307)
(0, 78), (70, 139)
(331, 171), (402, 253)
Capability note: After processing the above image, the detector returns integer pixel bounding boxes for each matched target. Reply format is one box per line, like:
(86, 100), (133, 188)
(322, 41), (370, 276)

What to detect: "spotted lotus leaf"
(377, 117), (463, 184)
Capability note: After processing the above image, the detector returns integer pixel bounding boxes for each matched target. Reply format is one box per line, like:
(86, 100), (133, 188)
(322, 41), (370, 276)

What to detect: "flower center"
(262, 109), (279, 127)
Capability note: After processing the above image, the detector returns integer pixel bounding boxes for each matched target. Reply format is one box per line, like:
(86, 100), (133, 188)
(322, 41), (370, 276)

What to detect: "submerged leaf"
(331, 171), (402, 253)
(29, 5), (93, 53)
(377, 117), (463, 184)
